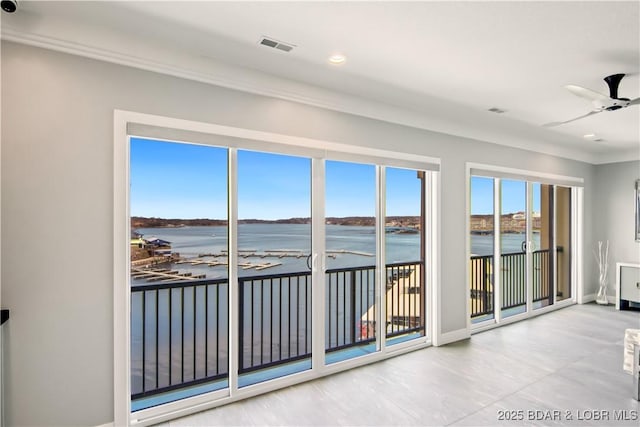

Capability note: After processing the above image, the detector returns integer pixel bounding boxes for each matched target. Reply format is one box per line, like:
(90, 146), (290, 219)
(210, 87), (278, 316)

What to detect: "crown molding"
(590, 147), (640, 165)
(1, 26), (602, 165)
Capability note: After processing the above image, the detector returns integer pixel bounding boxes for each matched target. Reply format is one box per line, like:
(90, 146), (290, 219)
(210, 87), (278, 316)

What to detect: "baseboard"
(434, 328), (470, 346)
(582, 293), (596, 303)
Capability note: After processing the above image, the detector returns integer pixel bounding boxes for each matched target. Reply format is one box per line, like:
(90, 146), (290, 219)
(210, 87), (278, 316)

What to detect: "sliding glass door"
(556, 186), (572, 302)
(532, 183), (554, 310)
(470, 177), (495, 323)
(384, 167), (426, 346)
(130, 138), (230, 410)
(126, 132), (434, 420)
(324, 160), (378, 364)
(469, 174), (577, 326)
(237, 150), (312, 386)
(500, 179), (528, 319)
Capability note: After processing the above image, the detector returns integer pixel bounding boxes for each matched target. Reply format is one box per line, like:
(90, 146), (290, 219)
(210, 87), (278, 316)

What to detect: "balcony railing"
(469, 255), (493, 318)
(470, 249), (553, 319)
(130, 279), (229, 399)
(239, 271), (311, 373)
(131, 261), (424, 401)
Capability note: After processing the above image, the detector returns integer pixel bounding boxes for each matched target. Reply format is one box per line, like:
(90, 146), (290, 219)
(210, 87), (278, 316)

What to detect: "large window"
(384, 167), (426, 346)
(118, 116), (438, 425)
(237, 150), (313, 385)
(129, 138), (230, 410)
(468, 168), (580, 327)
(470, 176), (495, 323)
(325, 160), (377, 364)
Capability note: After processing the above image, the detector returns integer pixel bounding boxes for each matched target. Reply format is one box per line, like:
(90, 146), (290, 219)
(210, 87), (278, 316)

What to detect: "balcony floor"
(158, 303), (640, 426)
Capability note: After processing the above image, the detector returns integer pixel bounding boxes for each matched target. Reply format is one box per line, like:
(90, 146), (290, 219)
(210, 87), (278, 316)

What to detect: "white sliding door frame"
(228, 148), (239, 396)
(311, 158), (326, 373)
(377, 165), (386, 355)
(466, 163), (584, 334)
(115, 110), (439, 426)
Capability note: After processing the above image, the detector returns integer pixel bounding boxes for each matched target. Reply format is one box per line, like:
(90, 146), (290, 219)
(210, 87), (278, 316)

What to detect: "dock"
(133, 248), (374, 282)
(131, 267), (206, 282)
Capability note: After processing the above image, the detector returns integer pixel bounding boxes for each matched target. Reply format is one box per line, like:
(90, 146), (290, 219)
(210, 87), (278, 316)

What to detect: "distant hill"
(131, 216), (422, 229)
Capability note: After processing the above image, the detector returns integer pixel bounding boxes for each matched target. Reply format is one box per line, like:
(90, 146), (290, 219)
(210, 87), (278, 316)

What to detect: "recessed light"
(328, 54), (346, 65)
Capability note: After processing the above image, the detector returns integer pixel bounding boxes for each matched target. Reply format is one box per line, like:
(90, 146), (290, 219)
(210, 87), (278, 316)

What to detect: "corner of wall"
(433, 328), (470, 347)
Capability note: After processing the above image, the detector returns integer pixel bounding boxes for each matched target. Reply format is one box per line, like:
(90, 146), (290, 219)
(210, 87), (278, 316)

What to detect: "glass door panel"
(129, 138), (229, 411)
(325, 160), (377, 364)
(385, 167), (426, 345)
(556, 186), (572, 301)
(470, 176), (495, 323)
(532, 184), (554, 309)
(500, 179), (527, 318)
(237, 150), (312, 386)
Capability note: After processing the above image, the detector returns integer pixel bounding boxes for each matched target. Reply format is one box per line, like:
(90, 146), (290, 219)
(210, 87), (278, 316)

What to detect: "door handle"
(307, 254), (321, 272)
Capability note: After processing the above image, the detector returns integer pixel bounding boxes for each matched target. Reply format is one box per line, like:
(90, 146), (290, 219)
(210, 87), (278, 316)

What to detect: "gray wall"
(593, 161), (640, 297)
(1, 41), (596, 426)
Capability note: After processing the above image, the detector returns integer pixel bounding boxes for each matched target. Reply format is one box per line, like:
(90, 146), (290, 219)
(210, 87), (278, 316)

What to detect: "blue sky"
(471, 176), (542, 215)
(131, 138), (422, 219)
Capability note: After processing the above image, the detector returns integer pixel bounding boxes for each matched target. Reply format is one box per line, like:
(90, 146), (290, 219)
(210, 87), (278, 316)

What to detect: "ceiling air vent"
(259, 36), (295, 52)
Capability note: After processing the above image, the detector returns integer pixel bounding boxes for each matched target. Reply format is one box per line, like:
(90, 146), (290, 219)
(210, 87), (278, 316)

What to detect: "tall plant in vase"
(594, 240), (609, 305)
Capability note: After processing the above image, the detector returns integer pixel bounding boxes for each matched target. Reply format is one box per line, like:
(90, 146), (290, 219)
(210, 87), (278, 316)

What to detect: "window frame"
(115, 110), (440, 426)
(465, 162), (584, 334)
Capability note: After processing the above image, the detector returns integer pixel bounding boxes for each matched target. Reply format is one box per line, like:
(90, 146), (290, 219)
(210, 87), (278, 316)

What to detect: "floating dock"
(133, 248), (374, 282)
(131, 267), (206, 282)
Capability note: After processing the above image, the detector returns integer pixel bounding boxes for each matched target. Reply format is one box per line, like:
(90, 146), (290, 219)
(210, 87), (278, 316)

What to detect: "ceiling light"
(328, 54), (346, 65)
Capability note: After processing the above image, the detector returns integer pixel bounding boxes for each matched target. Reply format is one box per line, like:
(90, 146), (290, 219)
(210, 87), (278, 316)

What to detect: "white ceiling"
(2, 1), (639, 164)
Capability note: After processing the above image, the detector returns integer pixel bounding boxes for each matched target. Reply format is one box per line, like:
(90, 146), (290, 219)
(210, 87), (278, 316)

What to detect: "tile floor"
(157, 303), (640, 426)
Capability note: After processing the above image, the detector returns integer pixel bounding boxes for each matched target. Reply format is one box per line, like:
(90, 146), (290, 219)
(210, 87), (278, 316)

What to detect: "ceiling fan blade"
(542, 110), (602, 127)
(565, 85), (609, 102)
(628, 97), (640, 105)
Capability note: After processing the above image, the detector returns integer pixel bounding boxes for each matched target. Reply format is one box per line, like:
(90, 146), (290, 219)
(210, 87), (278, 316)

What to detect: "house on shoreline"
(130, 230), (172, 261)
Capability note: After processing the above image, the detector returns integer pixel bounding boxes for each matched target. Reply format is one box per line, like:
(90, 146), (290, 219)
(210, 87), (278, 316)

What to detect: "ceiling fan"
(543, 73), (640, 127)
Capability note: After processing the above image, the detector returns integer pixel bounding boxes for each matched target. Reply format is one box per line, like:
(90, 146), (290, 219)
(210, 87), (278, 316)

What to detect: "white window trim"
(465, 162), (584, 335)
(115, 110), (439, 426)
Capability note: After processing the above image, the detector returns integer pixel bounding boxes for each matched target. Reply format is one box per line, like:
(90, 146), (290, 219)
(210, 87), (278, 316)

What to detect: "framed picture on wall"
(636, 180), (640, 242)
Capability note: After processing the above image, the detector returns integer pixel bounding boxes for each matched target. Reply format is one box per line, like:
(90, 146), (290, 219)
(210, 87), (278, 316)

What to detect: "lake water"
(134, 224), (423, 280)
(135, 224), (539, 280)
(471, 232), (541, 257)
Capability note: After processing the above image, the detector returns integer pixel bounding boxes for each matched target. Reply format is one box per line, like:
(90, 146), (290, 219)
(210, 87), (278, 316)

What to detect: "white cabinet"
(617, 263), (640, 310)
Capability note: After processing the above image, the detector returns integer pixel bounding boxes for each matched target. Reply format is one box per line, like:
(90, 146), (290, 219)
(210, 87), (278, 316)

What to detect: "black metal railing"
(131, 261), (424, 400)
(469, 249), (553, 318)
(131, 279), (229, 400)
(469, 255), (493, 318)
(385, 262), (424, 338)
(532, 249), (552, 304)
(501, 251), (527, 310)
(325, 265), (376, 351)
(238, 271), (312, 373)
